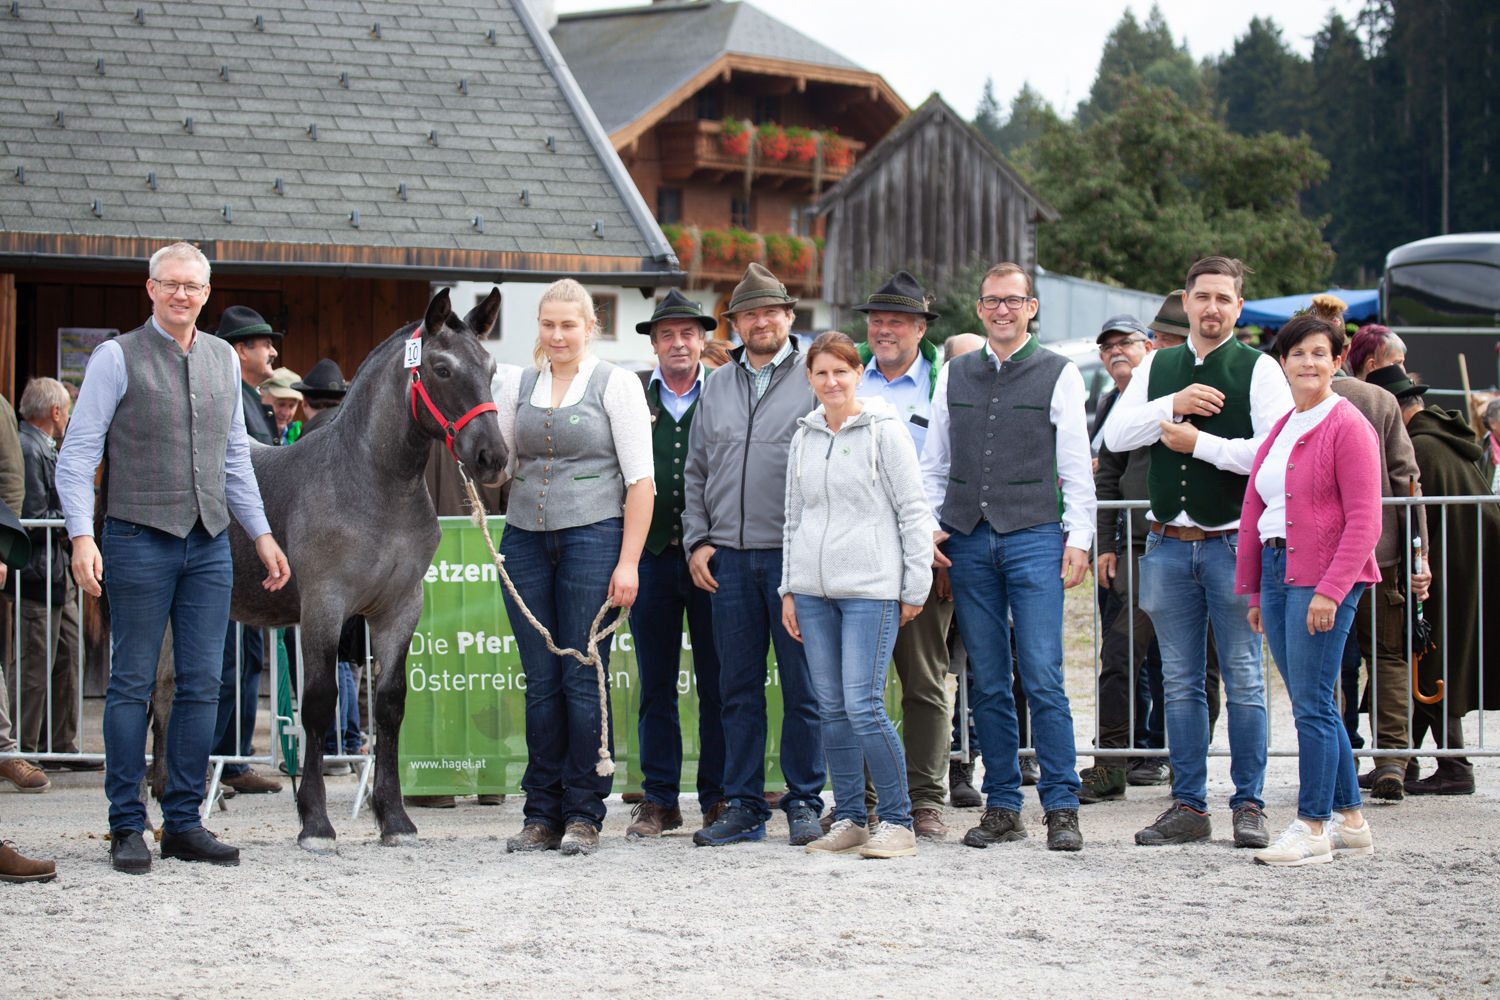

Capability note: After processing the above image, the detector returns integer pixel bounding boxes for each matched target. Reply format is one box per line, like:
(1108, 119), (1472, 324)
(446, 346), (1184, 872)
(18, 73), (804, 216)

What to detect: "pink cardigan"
(1234, 397), (1383, 607)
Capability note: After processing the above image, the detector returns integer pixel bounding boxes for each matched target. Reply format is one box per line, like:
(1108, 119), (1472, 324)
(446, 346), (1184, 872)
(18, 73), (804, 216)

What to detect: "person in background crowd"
(260, 367), (304, 445)
(16, 378), (84, 765)
(849, 272), (951, 841)
(1345, 324), (1406, 380)
(783, 332), (933, 859)
(292, 360), (351, 435)
(1319, 297), (1430, 804)
(0, 398), (50, 794)
(493, 278), (653, 856)
(1105, 256), (1292, 851)
(1081, 315), (1158, 803)
(683, 263), (825, 848)
(0, 495), (56, 882)
(701, 339), (731, 370)
(1370, 365), (1500, 796)
(55, 241), (290, 873)
(210, 306), (286, 796)
(1480, 397), (1500, 492)
(923, 262), (1095, 853)
(625, 290), (726, 839)
(1236, 313), (1382, 866)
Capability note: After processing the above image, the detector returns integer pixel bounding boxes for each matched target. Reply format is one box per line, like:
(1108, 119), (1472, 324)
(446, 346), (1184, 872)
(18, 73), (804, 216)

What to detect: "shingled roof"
(553, 1), (891, 146)
(0, 0), (677, 281)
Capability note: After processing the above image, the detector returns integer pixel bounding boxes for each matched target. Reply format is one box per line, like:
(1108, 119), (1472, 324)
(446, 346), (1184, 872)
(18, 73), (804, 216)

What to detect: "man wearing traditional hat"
(292, 359), (350, 436)
(56, 242), (290, 872)
(846, 271), (952, 839)
(921, 262), (1095, 852)
(259, 367), (303, 445)
(217, 305), (281, 447)
(683, 262), (824, 847)
(624, 290), (726, 839)
(1148, 290), (1190, 349)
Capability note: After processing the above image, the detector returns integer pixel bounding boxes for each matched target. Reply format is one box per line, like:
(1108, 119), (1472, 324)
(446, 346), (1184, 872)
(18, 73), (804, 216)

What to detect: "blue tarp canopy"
(1236, 289), (1379, 328)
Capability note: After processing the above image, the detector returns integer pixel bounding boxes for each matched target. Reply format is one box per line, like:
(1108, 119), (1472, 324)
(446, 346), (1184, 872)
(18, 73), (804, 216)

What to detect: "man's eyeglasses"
(977, 295), (1033, 312)
(1101, 336), (1150, 353)
(151, 279), (209, 296)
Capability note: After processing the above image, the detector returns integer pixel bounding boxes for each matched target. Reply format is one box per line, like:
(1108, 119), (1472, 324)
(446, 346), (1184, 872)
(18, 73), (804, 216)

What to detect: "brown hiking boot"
(700, 799), (728, 829)
(625, 800), (684, 839)
(912, 807), (948, 840)
(476, 794), (506, 806)
(506, 823), (562, 853)
(0, 841), (56, 883)
(559, 820), (600, 856)
(222, 771), (283, 794)
(0, 759), (51, 793)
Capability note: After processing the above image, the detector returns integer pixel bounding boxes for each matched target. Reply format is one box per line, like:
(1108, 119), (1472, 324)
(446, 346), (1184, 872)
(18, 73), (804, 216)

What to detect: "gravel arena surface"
(5, 584), (1499, 1000)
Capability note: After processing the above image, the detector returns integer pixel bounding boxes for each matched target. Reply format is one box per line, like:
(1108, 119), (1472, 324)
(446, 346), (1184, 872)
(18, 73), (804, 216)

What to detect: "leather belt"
(1264, 537), (1287, 549)
(1148, 520), (1229, 541)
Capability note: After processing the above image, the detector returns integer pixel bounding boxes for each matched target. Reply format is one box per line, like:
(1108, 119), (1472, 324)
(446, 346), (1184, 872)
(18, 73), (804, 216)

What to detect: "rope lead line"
(460, 475), (620, 777)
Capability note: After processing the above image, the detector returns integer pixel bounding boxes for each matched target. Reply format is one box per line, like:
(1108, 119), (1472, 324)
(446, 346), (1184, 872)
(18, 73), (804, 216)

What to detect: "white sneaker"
(805, 818), (869, 855)
(1253, 819), (1332, 867)
(1328, 812), (1374, 857)
(859, 821), (917, 859)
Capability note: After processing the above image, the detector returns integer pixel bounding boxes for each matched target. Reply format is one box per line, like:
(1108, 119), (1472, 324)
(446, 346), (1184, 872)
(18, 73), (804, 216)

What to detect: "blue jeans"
(794, 595), (910, 826)
(323, 661), (362, 755)
(1259, 548), (1365, 820)
(1138, 531), (1267, 813)
(100, 518), (232, 834)
(632, 546), (724, 811)
(212, 621), (263, 778)
(943, 522), (1081, 812)
(707, 547), (824, 821)
(500, 519), (622, 831)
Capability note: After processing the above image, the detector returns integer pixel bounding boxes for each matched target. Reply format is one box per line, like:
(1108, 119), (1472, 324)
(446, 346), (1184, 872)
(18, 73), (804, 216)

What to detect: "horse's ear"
(464, 287), (501, 339)
(423, 288), (453, 339)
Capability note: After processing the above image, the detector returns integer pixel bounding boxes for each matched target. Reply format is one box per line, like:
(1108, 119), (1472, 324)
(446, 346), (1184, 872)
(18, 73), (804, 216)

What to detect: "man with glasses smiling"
(56, 242), (291, 873)
(921, 263), (1096, 852)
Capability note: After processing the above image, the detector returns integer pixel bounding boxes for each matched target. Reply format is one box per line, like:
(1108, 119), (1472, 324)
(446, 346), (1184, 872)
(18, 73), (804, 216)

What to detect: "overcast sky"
(552, 0), (1363, 119)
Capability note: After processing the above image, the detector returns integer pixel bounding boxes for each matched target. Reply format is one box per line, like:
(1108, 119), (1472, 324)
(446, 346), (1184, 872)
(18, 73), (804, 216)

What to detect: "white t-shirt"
(1254, 394), (1340, 543)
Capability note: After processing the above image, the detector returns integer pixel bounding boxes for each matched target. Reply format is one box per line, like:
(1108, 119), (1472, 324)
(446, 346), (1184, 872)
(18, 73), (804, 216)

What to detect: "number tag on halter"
(404, 337), (422, 368)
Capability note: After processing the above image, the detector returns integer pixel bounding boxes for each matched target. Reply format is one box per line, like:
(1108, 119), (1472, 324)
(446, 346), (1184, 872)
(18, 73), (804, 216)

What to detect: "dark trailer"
(1380, 232), (1500, 393)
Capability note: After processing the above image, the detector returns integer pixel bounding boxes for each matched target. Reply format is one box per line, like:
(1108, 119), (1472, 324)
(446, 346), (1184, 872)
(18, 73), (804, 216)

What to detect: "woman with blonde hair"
(492, 278), (653, 855)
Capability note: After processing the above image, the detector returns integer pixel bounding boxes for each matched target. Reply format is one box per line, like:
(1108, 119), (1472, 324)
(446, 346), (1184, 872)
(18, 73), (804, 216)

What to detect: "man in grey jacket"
(683, 263), (824, 847)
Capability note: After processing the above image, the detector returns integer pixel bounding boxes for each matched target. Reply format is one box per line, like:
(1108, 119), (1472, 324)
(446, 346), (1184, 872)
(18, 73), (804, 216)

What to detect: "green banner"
(399, 518), (901, 796)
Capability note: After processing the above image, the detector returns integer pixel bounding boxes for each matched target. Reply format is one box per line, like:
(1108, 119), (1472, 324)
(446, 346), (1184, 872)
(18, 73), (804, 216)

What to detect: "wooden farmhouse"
(814, 94), (1059, 327)
(551, 0), (906, 332)
(0, 0), (680, 397)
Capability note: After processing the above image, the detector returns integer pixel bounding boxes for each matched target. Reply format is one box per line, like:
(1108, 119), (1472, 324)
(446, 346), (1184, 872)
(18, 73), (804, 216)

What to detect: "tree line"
(973, 1), (1500, 295)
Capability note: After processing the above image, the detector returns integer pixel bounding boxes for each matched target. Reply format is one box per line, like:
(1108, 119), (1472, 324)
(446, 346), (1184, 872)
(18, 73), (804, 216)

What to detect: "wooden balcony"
(655, 120), (864, 190)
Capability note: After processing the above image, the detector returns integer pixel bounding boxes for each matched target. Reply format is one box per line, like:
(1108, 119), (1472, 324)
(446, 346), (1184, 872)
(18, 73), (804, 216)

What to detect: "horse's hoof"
(298, 836), (338, 855)
(380, 831), (419, 847)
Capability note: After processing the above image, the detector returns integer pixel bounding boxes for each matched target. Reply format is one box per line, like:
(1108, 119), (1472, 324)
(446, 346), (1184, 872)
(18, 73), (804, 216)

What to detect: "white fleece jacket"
(779, 396), (934, 606)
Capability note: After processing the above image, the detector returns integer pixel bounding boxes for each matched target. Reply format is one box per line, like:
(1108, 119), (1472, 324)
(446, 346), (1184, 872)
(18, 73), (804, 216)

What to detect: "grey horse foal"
(228, 288), (505, 851)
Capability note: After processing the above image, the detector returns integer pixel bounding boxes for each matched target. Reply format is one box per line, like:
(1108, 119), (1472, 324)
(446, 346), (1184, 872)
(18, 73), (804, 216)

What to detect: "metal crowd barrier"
(1087, 495), (1497, 760)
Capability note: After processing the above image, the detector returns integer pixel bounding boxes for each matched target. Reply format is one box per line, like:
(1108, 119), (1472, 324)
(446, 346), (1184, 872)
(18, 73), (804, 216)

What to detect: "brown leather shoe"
(912, 807), (949, 840)
(221, 771), (283, 794)
(621, 791), (645, 804)
(559, 820), (600, 856)
(1404, 770), (1475, 796)
(625, 800), (684, 839)
(0, 759), (51, 793)
(700, 800), (729, 829)
(0, 841), (56, 883)
(506, 823), (562, 852)
(476, 794), (506, 806)
(404, 795), (457, 808)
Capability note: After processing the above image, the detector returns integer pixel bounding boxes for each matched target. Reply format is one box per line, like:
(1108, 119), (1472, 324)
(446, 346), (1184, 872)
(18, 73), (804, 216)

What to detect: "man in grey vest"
(56, 242), (291, 873)
(1104, 256), (1292, 850)
(921, 262), (1096, 852)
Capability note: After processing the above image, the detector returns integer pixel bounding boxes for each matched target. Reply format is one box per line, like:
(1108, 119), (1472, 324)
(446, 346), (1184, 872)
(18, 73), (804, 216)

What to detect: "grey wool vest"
(507, 363), (626, 532)
(941, 339), (1069, 536)
(105, 324), (238, 538)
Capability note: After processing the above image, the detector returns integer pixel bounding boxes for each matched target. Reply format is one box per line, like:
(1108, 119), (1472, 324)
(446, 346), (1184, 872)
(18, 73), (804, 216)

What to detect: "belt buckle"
(1177, 525), (1208, 542)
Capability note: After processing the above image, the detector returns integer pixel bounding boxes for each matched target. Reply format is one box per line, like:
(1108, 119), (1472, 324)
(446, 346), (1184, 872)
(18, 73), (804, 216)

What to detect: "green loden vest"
(644, 382), (697, 554)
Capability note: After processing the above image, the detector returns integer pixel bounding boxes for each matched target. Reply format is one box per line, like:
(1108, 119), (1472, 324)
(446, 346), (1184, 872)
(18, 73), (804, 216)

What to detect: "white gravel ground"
(4, 750), (1498, 1000)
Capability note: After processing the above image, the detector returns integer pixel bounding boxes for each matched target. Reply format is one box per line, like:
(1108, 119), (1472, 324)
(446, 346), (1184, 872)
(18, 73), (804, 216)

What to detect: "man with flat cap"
(624, 290), (726, 839)
(849, 271), (951, 839)
(683, 263), (824, 847)
(210, 305), (289, 795)
(293, 359), (350, 436)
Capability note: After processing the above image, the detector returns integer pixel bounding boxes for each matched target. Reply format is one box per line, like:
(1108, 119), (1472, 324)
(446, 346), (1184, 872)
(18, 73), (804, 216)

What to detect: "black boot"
(949, 758), (982, 808)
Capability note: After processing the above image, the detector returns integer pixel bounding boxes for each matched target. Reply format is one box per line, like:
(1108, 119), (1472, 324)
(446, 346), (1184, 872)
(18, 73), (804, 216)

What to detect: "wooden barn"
(0, 0), (678, 401)
(814, 94), (1058, 325)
